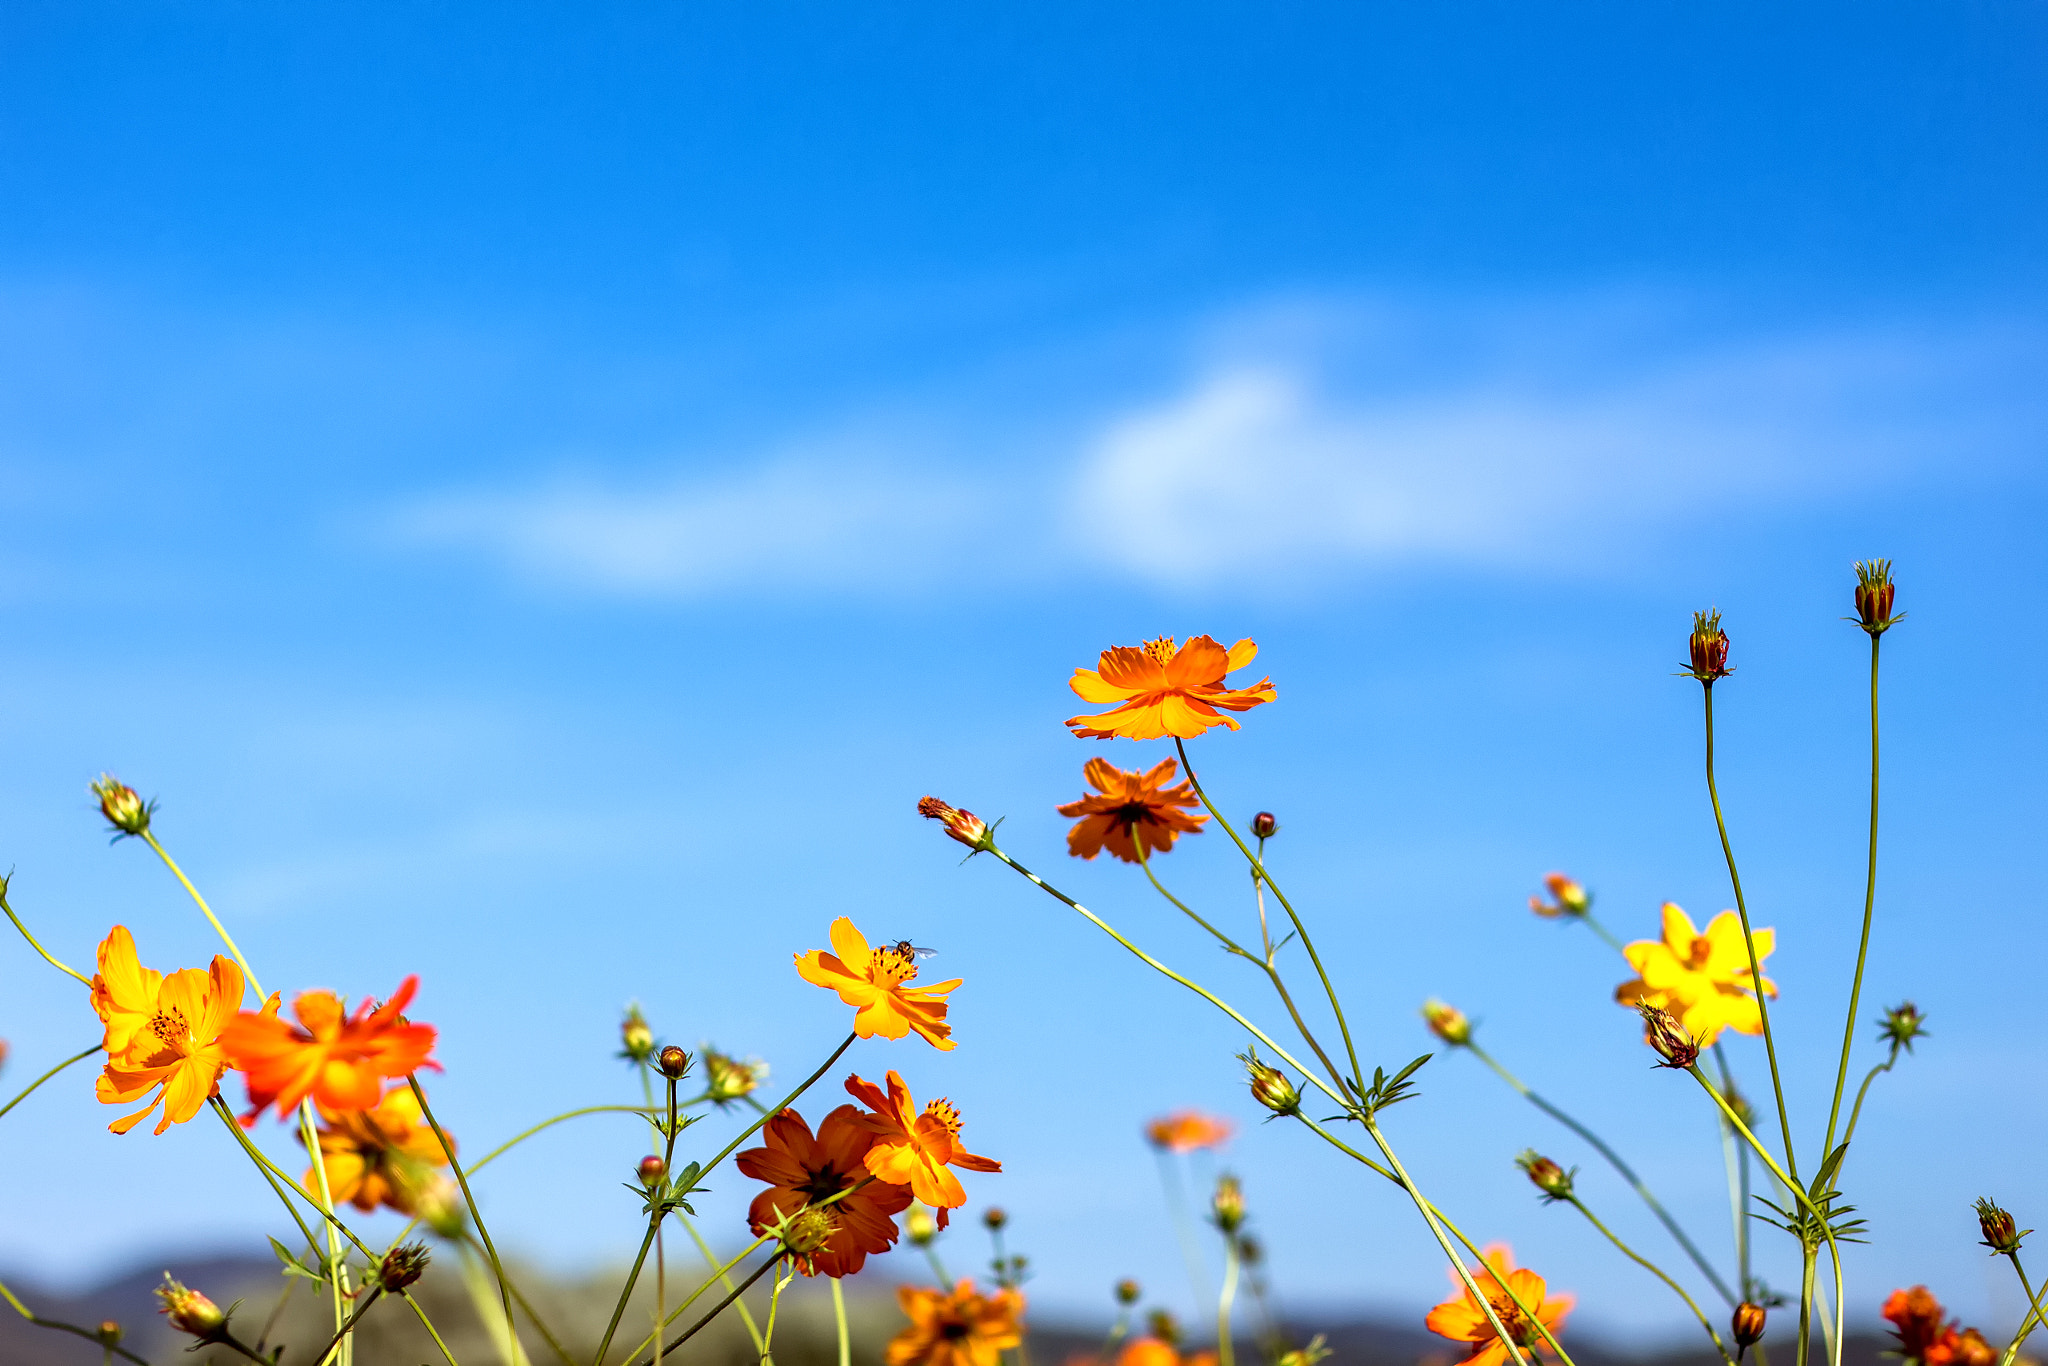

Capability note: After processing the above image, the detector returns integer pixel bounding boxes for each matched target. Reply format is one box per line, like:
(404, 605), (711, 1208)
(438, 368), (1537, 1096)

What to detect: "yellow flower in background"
(1614, 903), (1776, 1046)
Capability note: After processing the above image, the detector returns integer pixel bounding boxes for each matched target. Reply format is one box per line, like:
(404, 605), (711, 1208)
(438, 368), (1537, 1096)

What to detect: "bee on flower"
(1056, 757), (1208, 863)
(1067, 636), (1275, 741)
(89, 925), (246, 1136)
(796, 918), (961, 1051)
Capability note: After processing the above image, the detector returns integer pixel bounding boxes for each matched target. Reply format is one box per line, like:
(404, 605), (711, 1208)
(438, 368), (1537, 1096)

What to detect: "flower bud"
(780, 1207), (838, 1257)
(415, 1174), (468, 1238)
(704, 1049), (764, 1105)
(1879, 1002), (1928, 1053)
(657, 1045), (692, 1079)
(918, 796), (997, 853)
(638, 1155), (667, 1187)
(1974, 1197), (2029, 1257)
(1277, 1339), (1332, 1366)
(155, 1276), (226, 1339)
(1115, 1277), (1141, 1305)
(1947, 1328), (1996, 1366)
(1241, 1052), (1300, 1116)
(1515, 1150), (1574, 1202)
(982, 1206), (1008, 1231)
(1722, 1080), (1757, 1131)
(1529, 873), (1590, 919)
(1853, 559), (1901, 636)
(1732, 1302), (1767, 1354)
(619, 1007), (655, 1063)
(1210, 1175), (1246, 1234)
(1638, 1003), (1701, 1069)
(96, 1321), (123, 1347)
(906, 1204), (938, 1247)
(1147, 1310), (1182, 1347)
(1250, 812), (1279, 839)
(1686, 610), (1733, 685)
(91, 775), (154, 838)
(1421, 999), (1471, 1047)
(377, 1242), (431, 1293)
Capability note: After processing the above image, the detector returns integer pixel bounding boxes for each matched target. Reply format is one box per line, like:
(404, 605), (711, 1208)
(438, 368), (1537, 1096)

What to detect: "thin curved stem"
(759, 1262), (794, 1366)
(1997, 1256), (2047, 1366)
(1839, 1054), (1897, 1157)
(407, 1077), (517, 1353)
(0, 887), (91, 986)
(1217, 1236), (1239, 1366)
(473, 1106), (666, 1176)
(637, 1257), (778, 1365)
(399, 1291), (463, 1366)
(0, 1043), (101, 1122)
(1824, 633), (1882, 1161)
(615, 1234), (775, 1366)
(1565, 1197), (1733, 1364)
(1577, 912), (1627, 954)
(832, 1278), (851, 1366)
(0, 1275), (153, 1365)
(1175, 739), (1366, 1098)
(209, 1098), (323, 1259)
(676, 1212), (765, 1352)
(141, 831), (265, 999)
(1712, 1044), (1752, 1298)
(1466, 1041), (1735, 1306)
(697, 1034), (858, 1181)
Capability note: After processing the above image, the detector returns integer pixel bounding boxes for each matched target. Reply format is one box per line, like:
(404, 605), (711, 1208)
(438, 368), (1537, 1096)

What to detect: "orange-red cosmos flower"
(737, 1105), (914, 1278)
(1145, 1111), (1234, 1153)
(1884, 1288), (1953, 1364)
(89, 926), (246, 1136)
(306, 1083), (454, 1214)
(886, 1280), (1024, 1366)
(221, 977), (437, 1121)
(796, 918), (960, 1051)
(1425, 1244), (1574, 1366)
(1057, 757), (1208, 863)
(845, 1070), (999, 1225)
(1117, 1341), (1218, 1366)
(1067, 636), (1275, 741)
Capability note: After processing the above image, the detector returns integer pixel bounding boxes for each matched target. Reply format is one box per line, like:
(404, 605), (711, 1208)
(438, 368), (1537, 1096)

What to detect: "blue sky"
(2, 0), (2045, 1344)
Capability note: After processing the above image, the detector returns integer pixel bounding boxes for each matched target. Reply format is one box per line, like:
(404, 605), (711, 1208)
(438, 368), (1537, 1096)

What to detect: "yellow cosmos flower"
(90, 925), (245, 1136)
(796, 918), (960, 1050)
(1614, 903), (1777, 1046)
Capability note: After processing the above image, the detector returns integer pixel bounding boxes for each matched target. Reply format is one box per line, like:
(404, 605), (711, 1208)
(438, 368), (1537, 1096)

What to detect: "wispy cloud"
(385, 299), (2047, 597)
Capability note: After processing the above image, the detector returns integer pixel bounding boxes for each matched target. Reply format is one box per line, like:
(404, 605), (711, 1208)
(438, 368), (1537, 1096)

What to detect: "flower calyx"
(1879, 1002), (1928, 1053)
(627, 1158), (705, 1221)
(1683, 610), (1734, 685)
(1210, 1174), (1246, 1235)
(1515, 1150), (1575, 1203)
(155, 1275), (229, 1341)
(1421, 999), (1471, 1047)
(91, 774), (156, 840)
(1851, 559), (1904, 636)
(1974, 1198), (2030, 1257)
(618, 1005), (655, 1063)
(377, 1241), (431, 1293)
(1731, 1303), (1767, 1358)
(1638, 1003), (1701, 1069)
(918, 796), (1000, 855)
(1239, 1050), (1301, 1117)
(1529, 872), (1590, 919)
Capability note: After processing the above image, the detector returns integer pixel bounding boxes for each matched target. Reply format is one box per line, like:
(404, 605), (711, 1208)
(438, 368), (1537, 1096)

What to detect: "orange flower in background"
(222, 977), (437, 1120)
(1614, 903), (1777, 1046)
(1145, 1111), (1234, 1153)
(1929, 1330), (1996, 1366)
(1067, 636), (1275, 741)
(887, 1280), (1024, 1366)
(846, 1070), (1000, 1224)
(1057, 757), (1208, 863)
(1117, 1342), (1218, 1366)
(1884, 1287), (1954, 1364)
(1425, 1243), (1574, 1366)
(306, 1083), (454, 1214)
(797, 918), (960, 1051)
(737, 1105), (914, 1278)
(89, 925), (245, 1136)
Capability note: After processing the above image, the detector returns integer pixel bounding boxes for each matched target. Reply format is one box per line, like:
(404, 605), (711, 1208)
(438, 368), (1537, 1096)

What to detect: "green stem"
(1840, 1053), (1896, 1153)
(299, 1097), (353, 1366)
(0, 1043), (101, 1122)
(1997, 1255), (2047, 1366)
(400, 1291), (463, 1366)
(0, 886), (92, 986)
(407, 1076), (517, 1356)
(491, 1252), (577, 1366)
(676, 1212), (766, 1352)
(832, 1278), (851, 1366)
(1823, 634), (1882, 1161)
(759, 1263), (794, 1366)
(637, 1257), (778, 1365)
(1217, 1236), (1239, 1366)
(1701, 687), (1798, 1184)
(208, 1098), (323, 1259)
(1712, 1044), (1752, 1298)
(141, 831), (265, 999)
(1468, 1041), (1735, 1306)
(697, 1033), (858, 1181)
(924, 1242), (953, 1284)
(1174, 739), (1366, 1099)
(1566, 1197), (1733, 1364)
(1577, 912), (1627, 954)
(0, 1274), (153, 1365)
(313, 1289), (383, 1366)
(1155, 1149), (1211, 1314)
(615, 1234), (775, 1366)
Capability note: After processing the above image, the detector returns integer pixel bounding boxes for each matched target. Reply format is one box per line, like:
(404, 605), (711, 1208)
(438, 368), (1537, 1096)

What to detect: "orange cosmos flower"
(887, 1280), (1024, 1366)
(89, 925), (246, 1136)
(1117, 1342), (1218, 1366)
(1425, 1244), (1573, 1366)
(306, 1083), (454, 1214)
(737, 1105), (914, 1277)
(1067, 636), (1275, 741)
(1614, 903), (1777, 1047)
(221, 977), (437, 1120)
(796, 918), (960, 1051)
(1884, 1287), (1951, 1363)
(1057, 757), (1208, 863)
(845, 1070), (1000, 1225)
(1145, 1111), (1234, 1153)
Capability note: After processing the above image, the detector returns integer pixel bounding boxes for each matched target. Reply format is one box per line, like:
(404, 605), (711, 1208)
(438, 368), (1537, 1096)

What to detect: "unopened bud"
(906, 1204), (938, 1246)
(377, 1242), (431, 1292)
(704, 1049), (764, 1105)
(657, 1045), (692, 1079)
(1529, 872), (1590, 918)
(638, 1155), (667, 1187)
(96, 1321), (123, 1347)
(1732, 1303), (1767, 1353)
(918, 796), (996, 853)
(1515, 1150), (1574, 1202)
(1421, 999), (1471, 1047)
(91, 775), (154, 838)
(1249, 812), (1279, 839)
(1879, 1002), (1928, 1052)
(781, 1207), (838, 1257)
(1975, 1198), (2029, 1257)
(982, 1206), (1008, 1231)
(1114, 1278), (1141, 1306)
(155, 1276), (226, 1338)
(1210, 1175), (1246, 1234)
(415, 1174), (468, 1238)
(1638, 1003), (1701, 1069)
(1686, 610), (1733, 685)
(619, 1008), (655, 1062)
(1240, 1051), (1299, 1115)
(1853, 559), (1901, 636)
(1148, 1310), (1182, 1348)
